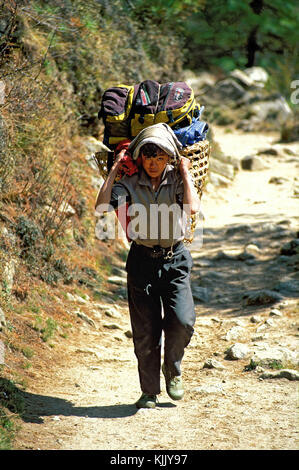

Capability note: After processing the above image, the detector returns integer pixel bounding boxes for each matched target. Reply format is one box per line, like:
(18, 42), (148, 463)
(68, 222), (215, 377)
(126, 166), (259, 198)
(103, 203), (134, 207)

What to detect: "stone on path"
(249, 346), (298, 369)
(259, 369), (299, 381)
(225, 343), (250, 360)
(203, 358), (226, 370)
(242, 290), (283, 306)
(75, 310), (96, 328)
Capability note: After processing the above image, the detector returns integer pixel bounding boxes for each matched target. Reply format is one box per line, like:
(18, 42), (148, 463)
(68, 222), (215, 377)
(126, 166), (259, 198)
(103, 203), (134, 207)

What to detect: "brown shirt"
(110, 164), (186, 248)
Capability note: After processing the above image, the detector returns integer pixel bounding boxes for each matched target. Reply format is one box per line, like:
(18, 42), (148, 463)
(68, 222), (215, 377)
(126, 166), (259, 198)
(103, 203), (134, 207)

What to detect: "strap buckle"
(164, 245), (174, 260)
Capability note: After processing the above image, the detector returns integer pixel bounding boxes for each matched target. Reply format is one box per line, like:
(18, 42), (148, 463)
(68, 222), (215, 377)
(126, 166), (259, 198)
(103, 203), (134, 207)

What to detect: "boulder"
(225, 343), (250, 360)
(269, 308), (283, 317)
(241, 155), (269, 171)
(75, 310), (96, 328)
(249, 346), (298, 369)
(280, 123), (299, 143)
(259, 369), (299, 381)
(242, 290), (283, 306)
(224, 326), (245, 341)
(268, 176), (287, 185)
(250, 315), (263, 324)
(236, 116), (263, 132)
(209, 158), (235, 180)
(107, 275), (127, 286)
(243, 67), (269, 87)
(208, 172), (231, 187)
(257, 147), (279, 156)
(229, 69), (256, 88)
(203, 358), (226, 370)
(248, 96), (292, 125)
(185, 72), (217, 95)
(0, 226), (17, 246)
(212, 78), (248, 101)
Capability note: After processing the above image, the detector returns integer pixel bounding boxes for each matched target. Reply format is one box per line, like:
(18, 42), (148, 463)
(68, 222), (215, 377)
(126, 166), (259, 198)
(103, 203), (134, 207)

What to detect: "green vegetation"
(32, 315), (58, 342)
(0, 377), (24, 450)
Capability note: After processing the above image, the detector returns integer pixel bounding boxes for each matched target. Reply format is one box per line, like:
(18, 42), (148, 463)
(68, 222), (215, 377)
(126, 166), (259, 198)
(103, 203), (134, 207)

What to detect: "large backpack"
(98, 79), (201, 149)
(96, 79), (209, 245)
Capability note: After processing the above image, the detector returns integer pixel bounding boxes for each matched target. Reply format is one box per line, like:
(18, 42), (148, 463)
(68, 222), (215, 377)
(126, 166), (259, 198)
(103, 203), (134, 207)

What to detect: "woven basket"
(173, 140), (210, 244)
(93, 150), (110, 178)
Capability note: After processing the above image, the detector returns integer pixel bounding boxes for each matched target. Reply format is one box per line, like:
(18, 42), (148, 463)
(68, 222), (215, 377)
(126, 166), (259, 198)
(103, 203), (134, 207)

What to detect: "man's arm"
(95, 149), (126, 211)
(179, 156), (201, 215)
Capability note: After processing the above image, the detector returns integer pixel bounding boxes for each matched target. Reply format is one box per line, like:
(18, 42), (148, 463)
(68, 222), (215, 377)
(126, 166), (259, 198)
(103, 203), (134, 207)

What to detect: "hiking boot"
(135, 393), (157, 409)
(162, 363), (184, 401)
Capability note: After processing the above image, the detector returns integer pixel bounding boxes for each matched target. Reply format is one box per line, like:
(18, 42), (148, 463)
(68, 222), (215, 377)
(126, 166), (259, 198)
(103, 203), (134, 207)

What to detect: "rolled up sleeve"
(175, 179), (184, 208)
(110, 182), (130, 209)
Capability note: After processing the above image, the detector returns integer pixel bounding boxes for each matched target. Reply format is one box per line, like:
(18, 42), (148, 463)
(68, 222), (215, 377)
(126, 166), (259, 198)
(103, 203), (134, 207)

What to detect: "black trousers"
(126, 241), (196, 395)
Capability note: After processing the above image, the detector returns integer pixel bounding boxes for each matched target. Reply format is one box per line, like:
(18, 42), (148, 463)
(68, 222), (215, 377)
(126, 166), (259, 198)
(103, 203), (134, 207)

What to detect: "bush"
(15, 217), (42, 250)
(0, 377), (24, 450)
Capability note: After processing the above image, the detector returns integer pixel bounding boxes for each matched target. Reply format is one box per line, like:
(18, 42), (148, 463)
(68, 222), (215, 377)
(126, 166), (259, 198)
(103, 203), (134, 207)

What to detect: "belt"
(132, 241), (182, 259)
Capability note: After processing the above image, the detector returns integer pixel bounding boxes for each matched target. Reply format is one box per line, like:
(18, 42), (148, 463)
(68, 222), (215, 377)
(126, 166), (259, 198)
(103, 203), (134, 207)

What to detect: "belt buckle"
(164, 245), (174, 260)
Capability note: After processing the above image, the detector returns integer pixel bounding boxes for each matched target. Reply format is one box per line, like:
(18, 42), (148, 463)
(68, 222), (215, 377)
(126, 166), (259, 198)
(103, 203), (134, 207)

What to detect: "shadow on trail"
(18, 387), (175, 423)
(190, 220), (299, 317)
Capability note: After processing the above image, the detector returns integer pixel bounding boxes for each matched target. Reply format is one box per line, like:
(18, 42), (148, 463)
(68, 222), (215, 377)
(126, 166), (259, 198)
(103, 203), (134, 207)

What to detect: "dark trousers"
(126, 242), (196, 395)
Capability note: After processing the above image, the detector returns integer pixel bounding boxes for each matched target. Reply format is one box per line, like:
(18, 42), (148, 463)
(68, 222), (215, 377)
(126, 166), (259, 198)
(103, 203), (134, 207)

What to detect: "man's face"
(141, 151), (169, 179)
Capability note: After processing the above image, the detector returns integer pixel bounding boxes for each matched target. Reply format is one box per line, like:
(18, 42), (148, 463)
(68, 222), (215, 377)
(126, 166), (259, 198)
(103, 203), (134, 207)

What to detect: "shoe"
(135, 393), (157, 409)
(162, 363), (184, 401)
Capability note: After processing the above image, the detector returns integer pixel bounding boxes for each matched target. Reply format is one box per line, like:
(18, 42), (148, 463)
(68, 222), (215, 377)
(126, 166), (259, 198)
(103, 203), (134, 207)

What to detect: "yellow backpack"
(98, 79), (200, 148)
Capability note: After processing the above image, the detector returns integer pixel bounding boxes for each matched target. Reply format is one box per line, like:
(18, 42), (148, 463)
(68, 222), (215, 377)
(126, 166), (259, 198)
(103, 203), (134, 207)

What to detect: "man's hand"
(178, 156), (191, 177)
(112, 149), (126, 171)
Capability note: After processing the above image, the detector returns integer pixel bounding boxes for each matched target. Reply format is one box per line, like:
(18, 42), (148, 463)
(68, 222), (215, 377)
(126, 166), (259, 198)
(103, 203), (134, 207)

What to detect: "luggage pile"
(95, 79), (210, 243)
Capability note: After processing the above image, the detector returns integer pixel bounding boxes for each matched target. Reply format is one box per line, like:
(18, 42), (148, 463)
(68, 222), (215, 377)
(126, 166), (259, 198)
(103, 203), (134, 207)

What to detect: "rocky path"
(14, 128), (299, 451)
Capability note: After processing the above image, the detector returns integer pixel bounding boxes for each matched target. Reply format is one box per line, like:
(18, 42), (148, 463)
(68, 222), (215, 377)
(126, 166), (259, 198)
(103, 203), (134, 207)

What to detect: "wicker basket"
(173, 140), (210, 244)
(93, 150), (111, 178)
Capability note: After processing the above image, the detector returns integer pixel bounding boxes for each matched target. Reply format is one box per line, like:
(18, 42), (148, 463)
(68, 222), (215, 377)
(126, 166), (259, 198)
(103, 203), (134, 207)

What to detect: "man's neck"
(150, 176), (162, 191)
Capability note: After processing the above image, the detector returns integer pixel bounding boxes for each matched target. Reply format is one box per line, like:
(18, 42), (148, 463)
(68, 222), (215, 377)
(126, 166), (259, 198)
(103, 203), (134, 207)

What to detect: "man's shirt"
(110, 164), (187, 248)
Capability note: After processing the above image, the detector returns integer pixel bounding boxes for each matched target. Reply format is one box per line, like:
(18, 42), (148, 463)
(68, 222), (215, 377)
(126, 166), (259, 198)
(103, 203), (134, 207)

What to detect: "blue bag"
(174, 108), (209, 147)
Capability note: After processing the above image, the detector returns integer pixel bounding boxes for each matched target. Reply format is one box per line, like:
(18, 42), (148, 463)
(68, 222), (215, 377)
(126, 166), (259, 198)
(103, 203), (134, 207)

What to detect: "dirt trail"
(14, 127), (299, 451)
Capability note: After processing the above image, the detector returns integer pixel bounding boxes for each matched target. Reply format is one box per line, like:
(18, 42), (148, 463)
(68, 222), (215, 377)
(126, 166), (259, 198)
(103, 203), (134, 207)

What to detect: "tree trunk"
(246, 27), (259, 67)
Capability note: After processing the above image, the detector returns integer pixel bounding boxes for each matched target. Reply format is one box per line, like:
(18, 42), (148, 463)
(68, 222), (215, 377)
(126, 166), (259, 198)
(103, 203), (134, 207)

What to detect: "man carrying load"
(95, 123), (200, 409)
